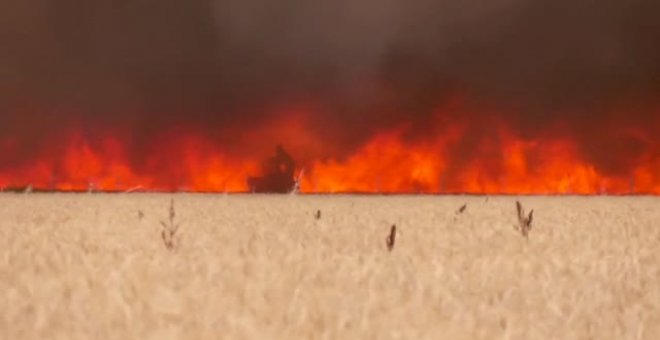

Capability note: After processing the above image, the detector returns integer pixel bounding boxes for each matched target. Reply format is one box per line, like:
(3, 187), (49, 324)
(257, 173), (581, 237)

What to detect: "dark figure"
(247, 145), (297, 193)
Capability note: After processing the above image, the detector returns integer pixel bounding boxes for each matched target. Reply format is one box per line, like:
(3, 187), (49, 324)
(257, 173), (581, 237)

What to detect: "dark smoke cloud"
(1, 0), (659, 173)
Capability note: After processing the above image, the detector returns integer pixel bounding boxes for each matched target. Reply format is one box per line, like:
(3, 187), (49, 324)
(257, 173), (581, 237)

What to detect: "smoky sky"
(1, 0), (659, 160)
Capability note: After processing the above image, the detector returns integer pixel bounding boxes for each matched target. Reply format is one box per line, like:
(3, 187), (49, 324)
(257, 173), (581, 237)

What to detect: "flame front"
(0, 109), (657, 194)
(304, 126), (658, 194)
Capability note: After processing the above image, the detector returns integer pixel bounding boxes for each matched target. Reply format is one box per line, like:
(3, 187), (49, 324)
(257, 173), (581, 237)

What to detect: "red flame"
(303, 125), (658, 194)
(0, 107), (657, 194)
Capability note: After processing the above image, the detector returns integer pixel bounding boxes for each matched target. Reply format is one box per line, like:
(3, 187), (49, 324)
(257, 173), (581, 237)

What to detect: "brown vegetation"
(514, 200), (534, 239)
(160, 199), (180, 250)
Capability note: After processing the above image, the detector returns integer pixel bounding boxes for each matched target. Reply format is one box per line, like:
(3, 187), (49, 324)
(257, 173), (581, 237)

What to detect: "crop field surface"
(1, 194), (659, 339)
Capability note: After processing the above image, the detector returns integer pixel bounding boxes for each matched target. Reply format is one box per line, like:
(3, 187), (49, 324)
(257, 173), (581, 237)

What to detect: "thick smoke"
(1, 0), (659, 174)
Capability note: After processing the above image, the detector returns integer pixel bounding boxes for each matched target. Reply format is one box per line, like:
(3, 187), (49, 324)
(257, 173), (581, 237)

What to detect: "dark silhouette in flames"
(248, 145), (296, 193)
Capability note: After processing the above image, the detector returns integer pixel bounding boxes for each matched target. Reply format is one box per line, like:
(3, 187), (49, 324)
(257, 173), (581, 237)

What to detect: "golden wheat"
(1, 194), (658, 339)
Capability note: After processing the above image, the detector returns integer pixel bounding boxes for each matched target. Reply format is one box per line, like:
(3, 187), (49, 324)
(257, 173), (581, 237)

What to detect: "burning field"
(1, 1), (659, 194)
(1, 194), (659, 338)
(0, 103), (657, 194)
(1, 1), (659, 337)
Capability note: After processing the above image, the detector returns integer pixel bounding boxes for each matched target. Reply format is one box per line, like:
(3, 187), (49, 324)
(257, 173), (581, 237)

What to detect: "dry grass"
(1, 194), (659, 339)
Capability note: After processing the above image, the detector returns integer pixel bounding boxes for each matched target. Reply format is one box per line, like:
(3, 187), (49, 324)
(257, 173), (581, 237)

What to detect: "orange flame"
(0, 111), (657, 194)
(302, 126), (658, 194)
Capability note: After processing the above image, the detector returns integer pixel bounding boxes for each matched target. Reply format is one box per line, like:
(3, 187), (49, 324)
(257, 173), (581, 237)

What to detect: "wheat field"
(1, 194), (659, 339)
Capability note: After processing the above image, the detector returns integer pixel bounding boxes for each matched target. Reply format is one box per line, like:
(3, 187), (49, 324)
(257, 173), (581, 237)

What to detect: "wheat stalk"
(160, 199), (180, 250)
(514, 200), (534, 239)
(290, 169), (304, 194)
(386, 224), (397, 251)
(125, 185), (143, 193)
